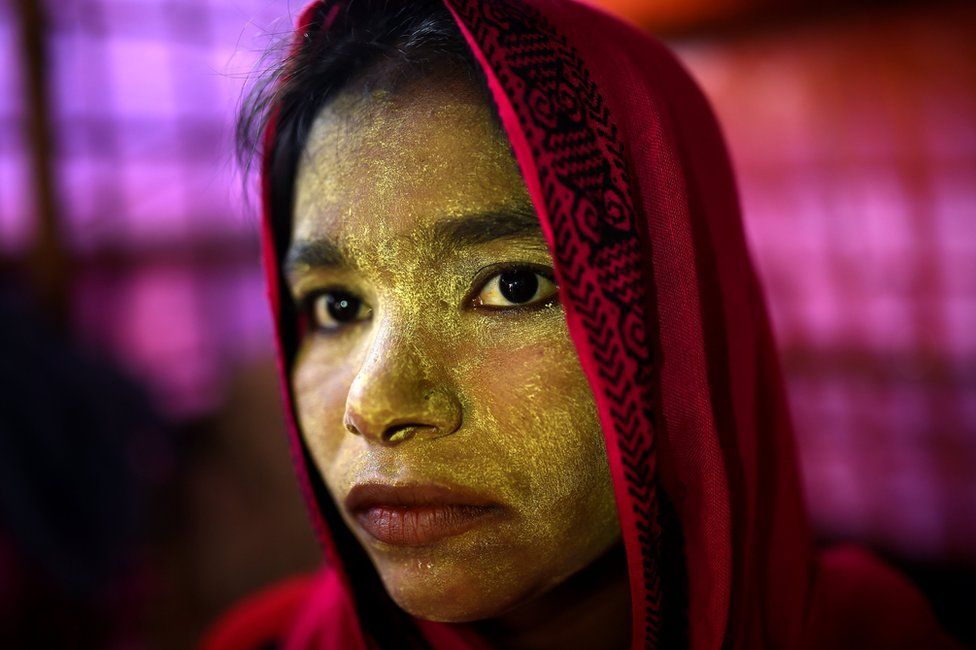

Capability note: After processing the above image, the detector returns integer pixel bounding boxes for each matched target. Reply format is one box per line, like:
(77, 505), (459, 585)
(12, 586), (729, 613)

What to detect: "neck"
(473, 541), (631, 650)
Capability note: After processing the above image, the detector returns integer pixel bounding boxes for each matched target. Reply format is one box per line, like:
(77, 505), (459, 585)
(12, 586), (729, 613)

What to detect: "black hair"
(236, 2), (490, 648)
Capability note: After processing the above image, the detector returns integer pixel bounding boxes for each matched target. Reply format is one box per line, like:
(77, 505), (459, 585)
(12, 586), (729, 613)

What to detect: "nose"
(343, 325), (462, 446)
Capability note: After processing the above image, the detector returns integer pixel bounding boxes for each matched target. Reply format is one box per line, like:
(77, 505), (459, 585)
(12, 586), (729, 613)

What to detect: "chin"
(377, 560), (528, 623)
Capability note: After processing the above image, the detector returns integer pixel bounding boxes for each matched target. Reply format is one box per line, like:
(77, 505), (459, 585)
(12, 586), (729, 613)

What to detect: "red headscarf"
(203, 1), (956, 648)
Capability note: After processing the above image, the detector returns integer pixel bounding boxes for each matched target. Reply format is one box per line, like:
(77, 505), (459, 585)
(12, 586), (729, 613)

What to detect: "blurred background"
(0, 0), (973, 647)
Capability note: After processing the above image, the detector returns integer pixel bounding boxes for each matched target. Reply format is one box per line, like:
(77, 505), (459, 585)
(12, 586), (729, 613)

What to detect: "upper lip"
(344, 482), (501, 514)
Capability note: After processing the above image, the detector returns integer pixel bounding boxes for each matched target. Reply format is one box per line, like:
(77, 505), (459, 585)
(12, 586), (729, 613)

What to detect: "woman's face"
(286, 72), (621, 622)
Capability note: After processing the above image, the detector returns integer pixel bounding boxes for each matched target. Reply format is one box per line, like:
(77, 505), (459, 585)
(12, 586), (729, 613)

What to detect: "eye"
(474, 267), (558, 309)
(305, 289), (372, 332)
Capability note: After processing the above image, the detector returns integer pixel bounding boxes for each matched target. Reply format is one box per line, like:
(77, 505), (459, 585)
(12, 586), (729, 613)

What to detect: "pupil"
(326, 291), (360, 322)
(499, 270), (538, 304)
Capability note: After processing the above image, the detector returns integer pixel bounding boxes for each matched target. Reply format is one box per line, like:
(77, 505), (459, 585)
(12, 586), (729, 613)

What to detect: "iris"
(498, 269), (539, 304)
(326, 291), (362, 322)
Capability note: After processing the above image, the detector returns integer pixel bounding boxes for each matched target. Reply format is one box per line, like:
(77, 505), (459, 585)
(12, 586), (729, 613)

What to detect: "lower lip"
(355, 504), (500, 547)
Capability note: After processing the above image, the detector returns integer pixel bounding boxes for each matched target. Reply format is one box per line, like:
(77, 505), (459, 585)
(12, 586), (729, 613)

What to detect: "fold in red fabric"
(203, 0), (957, 647)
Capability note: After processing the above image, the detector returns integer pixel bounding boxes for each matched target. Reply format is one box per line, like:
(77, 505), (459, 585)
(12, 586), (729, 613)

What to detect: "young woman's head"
(244, 0), (622, 625)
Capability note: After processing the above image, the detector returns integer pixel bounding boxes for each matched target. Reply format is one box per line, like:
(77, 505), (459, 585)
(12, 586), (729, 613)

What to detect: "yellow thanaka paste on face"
(288, 72), (620, 622)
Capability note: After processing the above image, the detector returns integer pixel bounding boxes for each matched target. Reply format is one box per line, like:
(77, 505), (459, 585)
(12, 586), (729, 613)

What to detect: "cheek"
(458, 325), (619, 549)
(467, 331), (606, 470)
(291, 349), (354, 485)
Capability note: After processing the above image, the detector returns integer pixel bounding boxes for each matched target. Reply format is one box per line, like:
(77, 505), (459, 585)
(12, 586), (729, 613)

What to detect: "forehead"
(292, 75), (532, 248)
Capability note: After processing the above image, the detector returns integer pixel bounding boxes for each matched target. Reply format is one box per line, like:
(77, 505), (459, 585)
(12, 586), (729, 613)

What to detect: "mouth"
(345, 482), (505, 547)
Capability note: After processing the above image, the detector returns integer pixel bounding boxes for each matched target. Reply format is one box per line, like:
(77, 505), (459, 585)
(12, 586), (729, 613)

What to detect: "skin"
(286, 69), (628, 646)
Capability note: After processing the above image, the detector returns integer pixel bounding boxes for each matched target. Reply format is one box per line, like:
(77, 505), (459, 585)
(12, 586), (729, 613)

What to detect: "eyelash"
(297, 263), (559, 335)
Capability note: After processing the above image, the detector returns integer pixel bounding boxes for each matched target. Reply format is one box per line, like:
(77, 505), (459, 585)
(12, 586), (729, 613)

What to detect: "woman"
(204, 0), (956, 647)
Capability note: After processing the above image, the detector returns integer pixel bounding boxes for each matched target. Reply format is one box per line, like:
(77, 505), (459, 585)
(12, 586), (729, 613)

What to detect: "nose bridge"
(344, 301), (460, 444)
(361, 300), (437, 385)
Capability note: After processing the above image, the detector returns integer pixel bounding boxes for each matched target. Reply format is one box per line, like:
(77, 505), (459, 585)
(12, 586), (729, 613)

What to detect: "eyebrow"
(283, 205), (546, 276)
(431, 204), (543, 249)
(283, 236), (345, 276)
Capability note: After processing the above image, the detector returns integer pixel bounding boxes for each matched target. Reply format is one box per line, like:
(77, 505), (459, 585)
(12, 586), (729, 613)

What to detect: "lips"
(345, 483), (503, 547)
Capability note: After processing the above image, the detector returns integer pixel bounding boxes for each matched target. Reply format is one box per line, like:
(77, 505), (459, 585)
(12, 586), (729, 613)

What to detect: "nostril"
(383, 423), (434, 444)
(385, 427), (414, 444)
